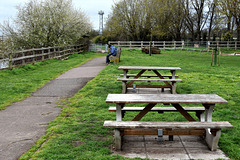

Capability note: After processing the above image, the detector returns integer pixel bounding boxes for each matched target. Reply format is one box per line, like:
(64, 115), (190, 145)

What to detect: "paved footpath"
(0, 57), (106, 160)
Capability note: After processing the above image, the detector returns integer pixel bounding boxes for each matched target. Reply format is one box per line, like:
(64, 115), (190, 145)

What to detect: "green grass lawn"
(2, 48), (239, 159)
(0, 52), (103, 110)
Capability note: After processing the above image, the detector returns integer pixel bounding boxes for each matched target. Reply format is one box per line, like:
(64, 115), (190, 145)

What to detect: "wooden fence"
(108, 41), (240, 51)
(0, 44), (87, 70)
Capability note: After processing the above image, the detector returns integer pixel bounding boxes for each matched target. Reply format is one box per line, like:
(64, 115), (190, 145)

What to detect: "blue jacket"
(110, 45), (117, 56)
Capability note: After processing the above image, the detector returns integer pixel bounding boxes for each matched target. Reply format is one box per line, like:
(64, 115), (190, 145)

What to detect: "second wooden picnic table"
(117, 66), (182, 94)
(104, 93), (233, 151)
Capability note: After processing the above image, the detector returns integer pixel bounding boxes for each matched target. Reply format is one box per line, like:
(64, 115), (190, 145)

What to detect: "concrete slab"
(113, 135), (229, 160)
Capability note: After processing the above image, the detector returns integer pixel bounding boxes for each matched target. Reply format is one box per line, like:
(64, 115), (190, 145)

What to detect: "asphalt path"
(0, 56), (106, 160)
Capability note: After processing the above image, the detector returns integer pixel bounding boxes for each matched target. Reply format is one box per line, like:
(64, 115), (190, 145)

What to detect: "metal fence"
(108, 41), (240, 51)
(89, 43), (108, 53)
(0, 44), (87, 70)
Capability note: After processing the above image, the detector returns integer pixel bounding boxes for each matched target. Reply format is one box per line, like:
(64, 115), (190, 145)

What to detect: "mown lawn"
(11, 48), (240, 159)
(0, 52), (103, 110)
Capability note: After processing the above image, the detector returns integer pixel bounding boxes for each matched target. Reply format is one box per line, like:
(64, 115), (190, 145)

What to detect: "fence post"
(48, 47), (50, 59)
(141, 41), (143, 48)
(208, 41), (210, 52)
(8, 52), (13, 70)
(182, 41), (184, 50)
(54, 47), (56, 58)
(235, 41), (237, 50)
(217, 41), (219, 50)
(227, 41), (229, 49)
(118, 41), (120, 47)
(22, 50), (25, 65)
(41, 48), (44, 61)
(152, 41), (155, 47)
(174, 41), (176, 50)
(32, 48), (35, 63)
(163, 41), (166, 51)
(130, 41), (132, 50)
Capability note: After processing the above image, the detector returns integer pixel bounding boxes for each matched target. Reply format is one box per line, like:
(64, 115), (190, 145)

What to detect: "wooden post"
(9, 52), (13, 70)
(174, 41), (176, 50)
(149, 41), (151, 56)
(22, 50), (25, 65)
(218, 48), (221, 66)
(118, 41), (120, 47)
(182, 41), (184, 50)
(152, 41), (155, 47)
(163, 41), (166, 51)
(208, 41), (210, 52)
(211, 50), (213, 66)
(41, 48), (44, 61)
(235, 41), (237, 50)
(32, 48), (35, 63)
(48, 47), (50, 59)
(141, 41), (143, 48)
(130, 41), (132, 50)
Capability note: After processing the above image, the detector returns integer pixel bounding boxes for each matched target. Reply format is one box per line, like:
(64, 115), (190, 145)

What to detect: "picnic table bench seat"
(109, 106), (205, 121)
(103, 121), (233, 151)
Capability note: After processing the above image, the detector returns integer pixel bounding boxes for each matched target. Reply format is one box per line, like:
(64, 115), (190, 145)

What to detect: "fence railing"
(89, 43), (108, 52)
(108, 41), (240, 51)
(0, 44), (87, 70)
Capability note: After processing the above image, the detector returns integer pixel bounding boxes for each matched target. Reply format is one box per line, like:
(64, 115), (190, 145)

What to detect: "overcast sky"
(0, 0), (118, 34)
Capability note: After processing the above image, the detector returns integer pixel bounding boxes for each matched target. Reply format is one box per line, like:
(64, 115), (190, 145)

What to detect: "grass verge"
(15, 48), (240, 159)
(0, 52), (103, 110)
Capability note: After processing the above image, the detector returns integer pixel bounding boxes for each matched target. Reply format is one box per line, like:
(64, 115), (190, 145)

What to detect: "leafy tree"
(0, 0), (92, 49)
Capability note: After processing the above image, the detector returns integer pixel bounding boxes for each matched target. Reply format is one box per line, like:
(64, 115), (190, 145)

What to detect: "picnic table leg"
(203, 104), (220, 151)
(114, 129), (122, 150)
(116, 103), (124, 121)
(205, 128), (221, 151)
(122, 70), (128, 93)
(114, 103), (124, 150)
(122, 81), (127, 93)
(171, 82), (177, 94)
(203, 104), (214, 122)
(170, 70), (176, 94)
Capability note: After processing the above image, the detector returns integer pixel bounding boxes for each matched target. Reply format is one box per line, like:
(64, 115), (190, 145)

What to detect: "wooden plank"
(128, 84), (169, 88)
(120, 74), (179, 78)
(132, 103), (157, 121)
(172, 103), (196, 121)
(123, 129), (206, 136)
(117, 78), (182, 82)
(106, 94), (228, 104)
(118, 66), (181, 70)
(103, 121), (234, 129)
(108, 107), (205, 112)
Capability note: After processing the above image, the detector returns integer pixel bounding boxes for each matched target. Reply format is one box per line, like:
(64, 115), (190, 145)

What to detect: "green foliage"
(92, 36), (108, 44)
(19, 49), (240, 160)
(0, 0), (92, 49)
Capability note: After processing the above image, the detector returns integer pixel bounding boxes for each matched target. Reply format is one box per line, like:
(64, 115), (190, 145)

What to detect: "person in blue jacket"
(106, 44), (117, 64)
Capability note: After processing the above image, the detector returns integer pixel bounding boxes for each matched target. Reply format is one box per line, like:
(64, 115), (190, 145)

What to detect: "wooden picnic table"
(104, 93), (233, 151)
(118, 66), (182, 94)
(106, 94), (227, 122)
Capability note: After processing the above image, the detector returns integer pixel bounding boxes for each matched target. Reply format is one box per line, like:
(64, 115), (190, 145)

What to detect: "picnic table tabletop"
(118, 66), (181, 70)
(106, 94), (228, 104)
